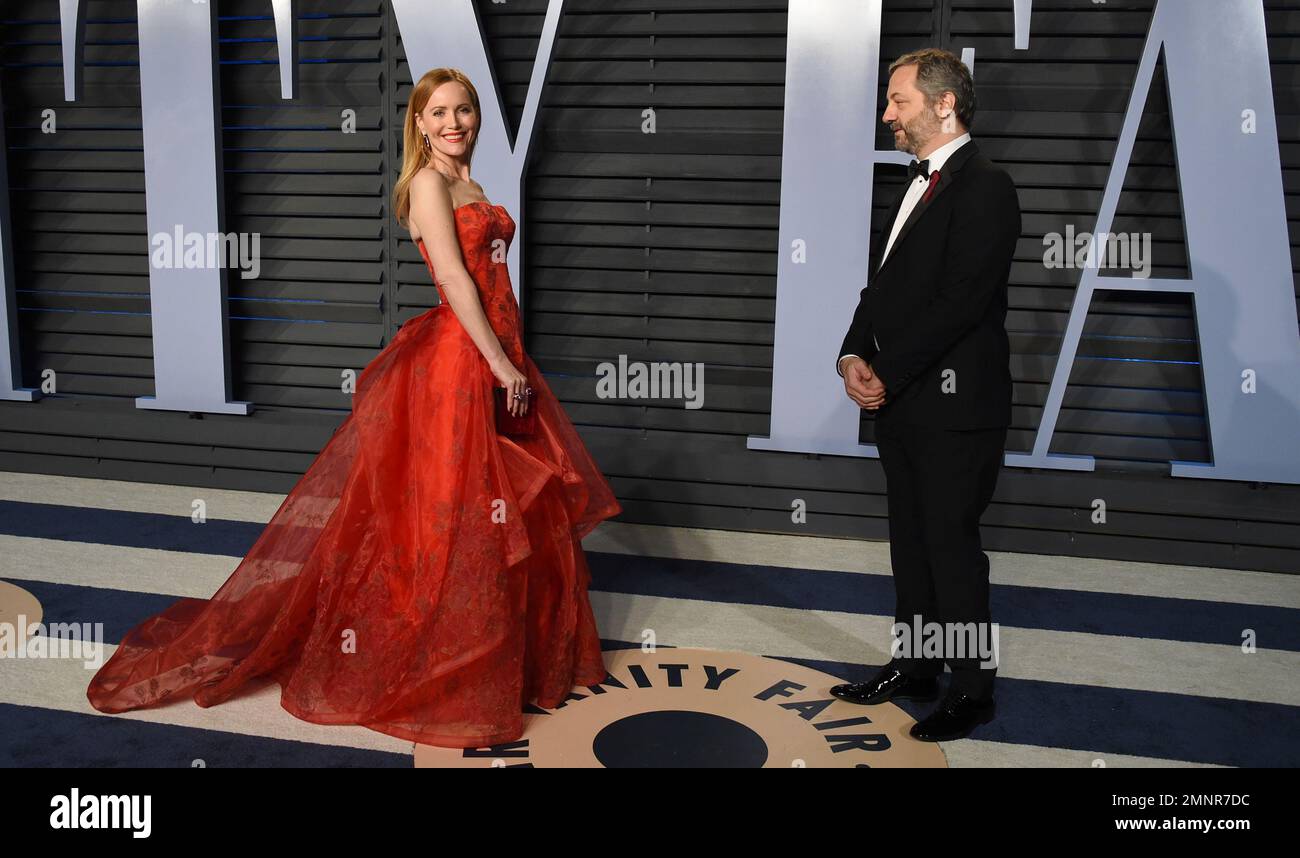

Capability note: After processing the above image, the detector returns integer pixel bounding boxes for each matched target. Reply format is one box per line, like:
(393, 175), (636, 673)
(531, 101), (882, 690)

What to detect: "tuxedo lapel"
(872, 182), (910, 277)
(876, 140), (980, 278)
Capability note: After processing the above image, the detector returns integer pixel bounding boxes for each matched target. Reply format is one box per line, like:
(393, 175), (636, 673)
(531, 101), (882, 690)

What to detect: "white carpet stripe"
(0, 471), (283, 523)
(585, 592), (1300, 707)
(0, 643), (413, 756)
(947, 740), (1223, 768)
(585, 523), (1300, 610)
(3, 471), (1297, 609)
(0, 534), (240, 599)
(4, 474), (1290, 768)
(4, 534), (1296, 706)
(0, 646), (1216, 769)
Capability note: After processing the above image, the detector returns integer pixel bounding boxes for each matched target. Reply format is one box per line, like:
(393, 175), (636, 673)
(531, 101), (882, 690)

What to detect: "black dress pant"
(874, 419), (1007, 700)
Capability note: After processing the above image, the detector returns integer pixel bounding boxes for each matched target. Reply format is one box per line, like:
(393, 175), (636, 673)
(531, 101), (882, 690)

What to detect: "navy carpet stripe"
(12, 577), (648, 656)
(20, 579), (188, 643)
(2, 499), (1297, 651)
(0, 703), (411, 768)
(0, 500), (265, 556)
(770, 655), (1300, 768)
(14, 577), (1300, 769)
(585, 554), (1299, 652)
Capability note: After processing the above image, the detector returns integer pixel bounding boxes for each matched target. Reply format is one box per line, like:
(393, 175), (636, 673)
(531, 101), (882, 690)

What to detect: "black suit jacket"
(838, 140), (1021, 429)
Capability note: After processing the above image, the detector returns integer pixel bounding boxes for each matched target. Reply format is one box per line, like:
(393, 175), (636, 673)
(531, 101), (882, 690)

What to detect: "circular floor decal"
(415, 648), (948, 768)
(0, 580), (42, 632)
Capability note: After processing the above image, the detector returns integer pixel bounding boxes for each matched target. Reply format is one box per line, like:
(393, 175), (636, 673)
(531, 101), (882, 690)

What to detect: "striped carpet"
(2, 471), (1297, 768)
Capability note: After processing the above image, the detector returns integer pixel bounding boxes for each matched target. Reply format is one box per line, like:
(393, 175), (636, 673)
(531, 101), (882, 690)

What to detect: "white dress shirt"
(838, 132), (973, 377)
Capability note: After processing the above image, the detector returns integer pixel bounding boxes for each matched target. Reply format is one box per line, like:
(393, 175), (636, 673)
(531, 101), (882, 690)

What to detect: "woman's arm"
(408, 170), (509, 368)
(407, 171), (529, 413)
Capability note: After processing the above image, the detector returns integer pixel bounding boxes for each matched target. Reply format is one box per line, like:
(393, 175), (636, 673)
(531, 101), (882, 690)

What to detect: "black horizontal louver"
(0, 0), (1297, 572)
(948, 0), (1204, 467)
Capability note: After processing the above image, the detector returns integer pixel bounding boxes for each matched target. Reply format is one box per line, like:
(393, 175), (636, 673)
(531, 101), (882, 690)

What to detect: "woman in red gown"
(85, 68), (621, 748)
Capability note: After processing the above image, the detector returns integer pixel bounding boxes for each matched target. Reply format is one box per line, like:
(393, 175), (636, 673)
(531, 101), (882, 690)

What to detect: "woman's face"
(416, 80), (478, 161)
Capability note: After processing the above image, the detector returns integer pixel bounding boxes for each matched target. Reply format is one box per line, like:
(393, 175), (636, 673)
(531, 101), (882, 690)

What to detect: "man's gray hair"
(889, 47), (976, 130)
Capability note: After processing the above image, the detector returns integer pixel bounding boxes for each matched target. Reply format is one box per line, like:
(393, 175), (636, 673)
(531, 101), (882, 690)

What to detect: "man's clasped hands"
(841, 357), (887, 411)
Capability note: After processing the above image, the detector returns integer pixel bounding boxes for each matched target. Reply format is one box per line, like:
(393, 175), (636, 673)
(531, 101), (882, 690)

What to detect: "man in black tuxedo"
(829, 48), (1021, 742)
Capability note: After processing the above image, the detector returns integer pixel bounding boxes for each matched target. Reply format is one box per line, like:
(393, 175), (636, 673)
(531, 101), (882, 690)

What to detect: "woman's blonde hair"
(392, 68), (482, 229)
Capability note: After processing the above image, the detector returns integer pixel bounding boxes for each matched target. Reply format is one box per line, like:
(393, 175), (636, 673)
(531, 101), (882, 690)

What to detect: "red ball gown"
(86, 200), (622, 748)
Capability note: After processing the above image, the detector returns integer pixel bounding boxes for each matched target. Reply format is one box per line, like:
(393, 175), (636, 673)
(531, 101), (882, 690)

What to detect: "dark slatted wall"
(948, 0), (1201, 465)
(1, 0), (1297, 573)
(0, 0), (386, 487)
(221, 0), (388, 416)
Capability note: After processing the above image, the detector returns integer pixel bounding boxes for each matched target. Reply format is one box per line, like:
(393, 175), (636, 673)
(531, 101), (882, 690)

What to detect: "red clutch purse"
(493, 382), (537, 437)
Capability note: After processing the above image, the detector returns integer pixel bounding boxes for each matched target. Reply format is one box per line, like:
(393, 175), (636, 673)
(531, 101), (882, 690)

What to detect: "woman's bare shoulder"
(411, 166), (452, 195)
(408, 168), (454, 241)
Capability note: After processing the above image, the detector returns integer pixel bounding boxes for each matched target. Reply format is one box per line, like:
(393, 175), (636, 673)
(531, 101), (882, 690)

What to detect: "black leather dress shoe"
(829, 665), (939, 705)
(908, 692), (995, 741)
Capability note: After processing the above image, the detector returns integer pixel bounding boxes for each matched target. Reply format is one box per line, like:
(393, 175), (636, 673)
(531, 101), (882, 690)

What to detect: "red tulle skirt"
(86, 303), (621, 748)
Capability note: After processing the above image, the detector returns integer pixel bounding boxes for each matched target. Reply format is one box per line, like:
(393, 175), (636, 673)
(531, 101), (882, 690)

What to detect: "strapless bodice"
(413, 201), (523, 366)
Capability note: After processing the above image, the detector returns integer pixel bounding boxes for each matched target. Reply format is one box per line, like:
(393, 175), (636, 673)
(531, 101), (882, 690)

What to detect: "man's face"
(882, 64), (944, 155)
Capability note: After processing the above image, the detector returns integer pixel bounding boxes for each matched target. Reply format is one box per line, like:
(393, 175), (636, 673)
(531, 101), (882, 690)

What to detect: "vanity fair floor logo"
(414, 648), (947, 768)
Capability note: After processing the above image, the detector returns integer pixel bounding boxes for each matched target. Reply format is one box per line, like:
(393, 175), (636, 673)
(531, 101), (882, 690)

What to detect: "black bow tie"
(907, 159), (931, 181)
